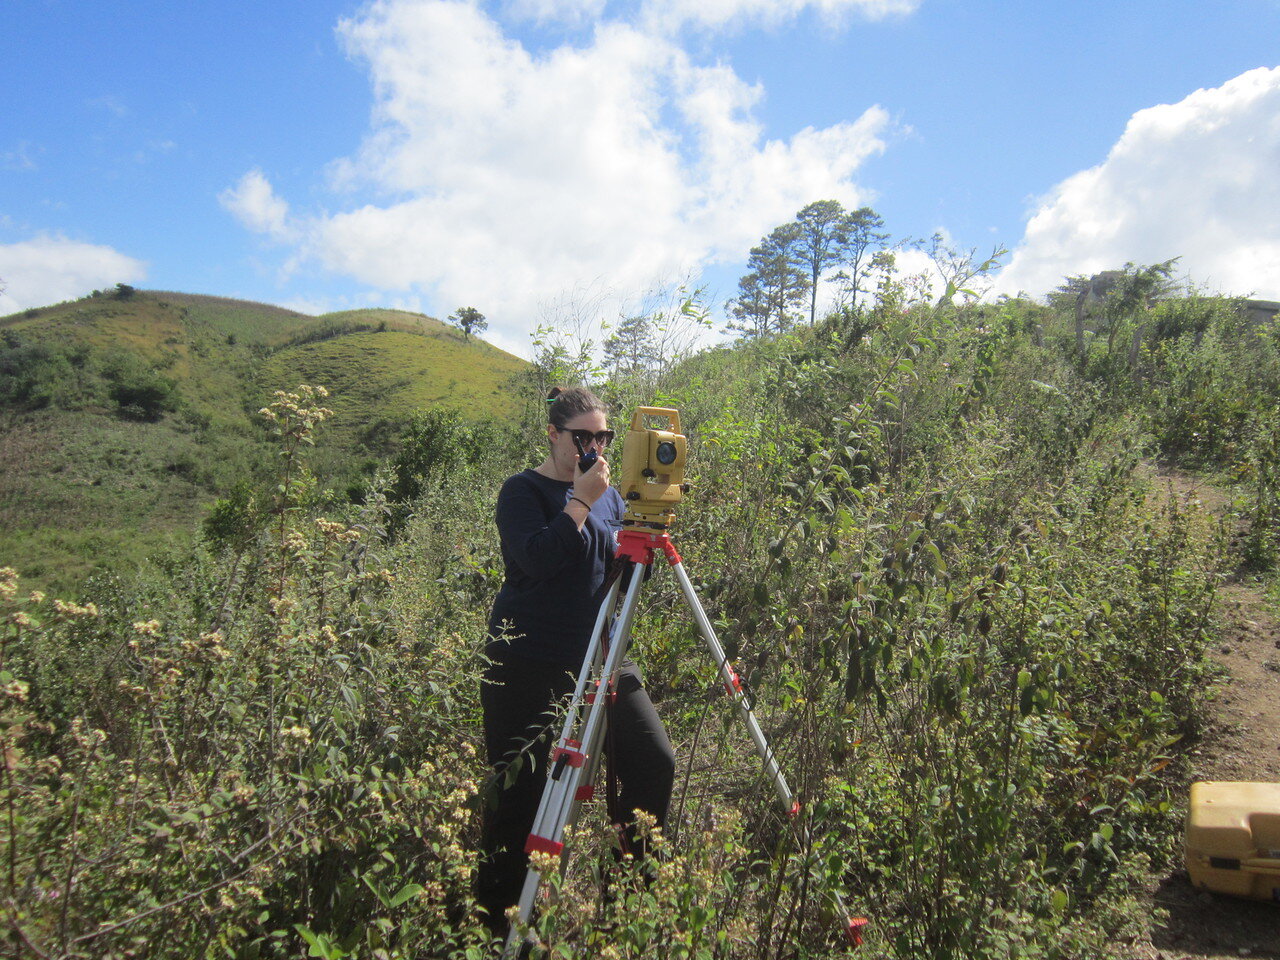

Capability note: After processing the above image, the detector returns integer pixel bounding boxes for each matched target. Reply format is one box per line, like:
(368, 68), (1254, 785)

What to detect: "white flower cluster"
(280, 724), (312, 746)
(259, 385), (334, 427)
(316, 518), (362, 543)
(53, 599), (99, 619)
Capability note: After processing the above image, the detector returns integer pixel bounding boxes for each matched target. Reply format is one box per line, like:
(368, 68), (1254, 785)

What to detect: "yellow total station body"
(1185, 780), (1280, 902)
(618, 407), (688, 527)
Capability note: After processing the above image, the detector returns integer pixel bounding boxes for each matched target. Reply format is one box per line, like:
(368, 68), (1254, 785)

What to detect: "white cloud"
(219, 169), (293, 241)
(640, 0), (918, 33)
(0, 235), (147, 312)
(225, 0), (892, 348)
(502, 0), (607, 26)
(275, 295), (339, 317)
(995, 66), (1280, 301)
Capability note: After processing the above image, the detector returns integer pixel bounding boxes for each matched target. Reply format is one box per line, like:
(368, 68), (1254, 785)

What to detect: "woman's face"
(549, 410), (609, 466)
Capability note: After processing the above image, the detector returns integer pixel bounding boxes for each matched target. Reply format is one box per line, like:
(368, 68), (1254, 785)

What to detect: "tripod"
(503, 523), (818, 957)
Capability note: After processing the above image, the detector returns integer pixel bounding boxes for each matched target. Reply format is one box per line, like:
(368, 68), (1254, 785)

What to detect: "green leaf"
(295, 926), (344, 959)
(361, 875), (389, 908)
(389, 883), (424, 908)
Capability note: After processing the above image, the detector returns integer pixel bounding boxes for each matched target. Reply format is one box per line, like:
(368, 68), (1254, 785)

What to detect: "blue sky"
(4, 0), (1279, 357)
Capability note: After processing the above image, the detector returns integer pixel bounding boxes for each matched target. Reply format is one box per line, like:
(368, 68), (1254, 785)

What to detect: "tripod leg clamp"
(552, 744), (586, 768)
(846, 917), (868, 946)
(525, 834), (565, 856)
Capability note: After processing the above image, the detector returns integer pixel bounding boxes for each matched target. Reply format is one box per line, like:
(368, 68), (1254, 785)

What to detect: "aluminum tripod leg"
(665, 551), (866, 946)
(503, 562), (645, 957)
(668, 559), (796, 814)
(615, 527), (797, 815)
(665, 552), (869, 944)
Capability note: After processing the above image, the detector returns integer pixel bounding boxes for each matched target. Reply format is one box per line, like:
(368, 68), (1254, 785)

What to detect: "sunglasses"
(564, 428), (615, 449)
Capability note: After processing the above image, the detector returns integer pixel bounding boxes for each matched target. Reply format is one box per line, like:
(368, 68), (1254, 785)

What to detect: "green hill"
(259, 314), (521, 443)
(0, 290), (528, 590)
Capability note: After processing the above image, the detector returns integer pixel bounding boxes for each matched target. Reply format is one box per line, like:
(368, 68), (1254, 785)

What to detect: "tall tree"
(603, 314), (659, 379)
(727, 223), (809, 339)
(448, 306), (487, 342)
(1059, 271), (1124, 356)
(794, 200), (849, 326)
(832, 206), (888, 316)
(726, 272), (773, 340)
(1060, 259), (1178, 360)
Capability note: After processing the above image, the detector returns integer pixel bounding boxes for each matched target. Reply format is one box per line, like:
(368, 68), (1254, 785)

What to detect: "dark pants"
(476, 654), (675, 927)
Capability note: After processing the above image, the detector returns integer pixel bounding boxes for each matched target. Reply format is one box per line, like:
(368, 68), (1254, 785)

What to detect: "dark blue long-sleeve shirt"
(486, 468), (625, 667)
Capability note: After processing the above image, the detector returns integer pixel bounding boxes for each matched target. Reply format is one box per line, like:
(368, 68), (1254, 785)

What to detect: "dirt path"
(1128, 468), (1280, 959)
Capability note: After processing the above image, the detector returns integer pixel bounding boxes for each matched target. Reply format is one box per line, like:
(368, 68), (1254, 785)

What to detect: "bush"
(102, 350), (179, 421)
(0, 389), (494, 959)
(0, 334), (91, 410)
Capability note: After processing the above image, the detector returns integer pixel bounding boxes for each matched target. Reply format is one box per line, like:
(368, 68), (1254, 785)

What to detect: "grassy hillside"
(258, 321), (521, 440)
(153, 291), (319, 345)
(0, 290), (527, 590)
(0, 408), (220, 586)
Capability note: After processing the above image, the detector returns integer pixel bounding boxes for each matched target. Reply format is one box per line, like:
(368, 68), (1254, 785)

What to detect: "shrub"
(101, 350), (179, 421)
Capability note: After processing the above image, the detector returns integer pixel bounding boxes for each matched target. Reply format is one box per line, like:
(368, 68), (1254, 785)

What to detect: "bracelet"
(568, 495), (591, 510)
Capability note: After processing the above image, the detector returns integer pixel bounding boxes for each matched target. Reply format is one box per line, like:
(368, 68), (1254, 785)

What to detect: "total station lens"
(656, 440), (678, 465)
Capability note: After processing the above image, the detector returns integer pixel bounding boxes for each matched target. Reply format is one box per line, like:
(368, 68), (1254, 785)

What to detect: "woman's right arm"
(496, 476), (586, 579)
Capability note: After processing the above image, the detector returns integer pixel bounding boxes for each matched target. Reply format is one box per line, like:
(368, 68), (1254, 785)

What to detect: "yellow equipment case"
(1185, 781), (1280, 902)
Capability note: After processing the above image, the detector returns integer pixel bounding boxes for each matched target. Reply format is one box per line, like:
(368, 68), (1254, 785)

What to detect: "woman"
(477, 386), (675, 933)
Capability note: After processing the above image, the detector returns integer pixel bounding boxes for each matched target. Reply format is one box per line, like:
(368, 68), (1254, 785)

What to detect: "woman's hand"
(574, 456), (610, 506)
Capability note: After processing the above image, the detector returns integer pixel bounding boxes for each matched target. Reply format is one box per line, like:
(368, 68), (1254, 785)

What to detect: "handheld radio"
(573, 436), (598, 473)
